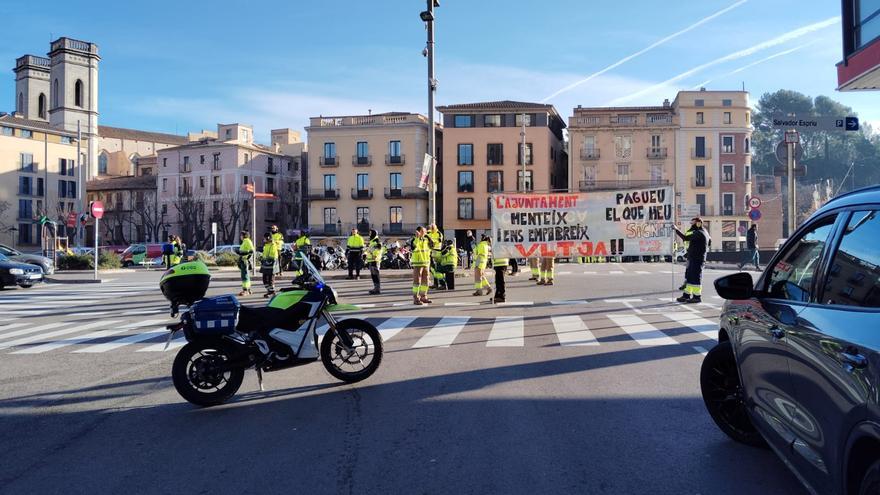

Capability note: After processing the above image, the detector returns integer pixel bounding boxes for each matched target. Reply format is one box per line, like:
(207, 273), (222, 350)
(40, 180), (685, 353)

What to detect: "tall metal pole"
(787, 139), (796, 236)
(77, 120), (82, 247)
(426, 0), (437, 226)
(520, 113), (527, 191)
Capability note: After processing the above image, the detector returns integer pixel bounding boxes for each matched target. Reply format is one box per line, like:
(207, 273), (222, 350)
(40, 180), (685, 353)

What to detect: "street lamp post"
(422, 0), (439, 226)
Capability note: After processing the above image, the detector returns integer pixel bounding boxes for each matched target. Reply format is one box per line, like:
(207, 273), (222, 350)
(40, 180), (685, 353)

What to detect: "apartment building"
(436, 101), (566, 241)
(673, 90), (752, 249)
(0, 114), (85, 248)
(157, 124), (301, 247)
(96, 126), (189, 177)
(85, 175), (158, 245)
(568, 102), (676, 193)
(304, 112), (437, 238)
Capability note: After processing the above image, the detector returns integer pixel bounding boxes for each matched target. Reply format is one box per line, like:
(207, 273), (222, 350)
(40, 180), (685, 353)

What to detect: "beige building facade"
(157, 124), (301, 247)
(436, 101), (567, 242)
(568, 102), (676, 193)
(305, 112), (435, 238)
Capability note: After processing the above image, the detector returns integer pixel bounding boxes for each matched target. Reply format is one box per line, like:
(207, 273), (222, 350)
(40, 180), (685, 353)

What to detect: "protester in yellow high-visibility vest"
(293, 231), (311, 277)
(528, 257), (540, 281)
(439, 239), (458, 290)
(260, 232), (279, 298)
(365, 229), (383, 295)
(537, 256), (555, 286)
(236, 231), (255, 296)
(409, 226), (432, 305)
(270, 225), (284, 276)
(426, 223), (444, 289)
(473, 234), (491, 296)
(491, 248), (508, 303)
(346, 228), (365, 280)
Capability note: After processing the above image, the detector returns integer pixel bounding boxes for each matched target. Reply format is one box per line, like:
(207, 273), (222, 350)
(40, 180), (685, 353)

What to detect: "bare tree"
(209, 196), (246, 245)
(134, 190), (162, 242)
(172, 189), (208, 249)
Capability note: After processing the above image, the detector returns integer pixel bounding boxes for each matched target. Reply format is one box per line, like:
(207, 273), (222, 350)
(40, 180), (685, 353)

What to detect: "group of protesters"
(228, 216), (714, 306)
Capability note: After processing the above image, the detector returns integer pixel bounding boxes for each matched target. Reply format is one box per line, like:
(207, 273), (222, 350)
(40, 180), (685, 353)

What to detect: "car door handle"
(769, 326), (785, 340)
(839, 352), (868, 370)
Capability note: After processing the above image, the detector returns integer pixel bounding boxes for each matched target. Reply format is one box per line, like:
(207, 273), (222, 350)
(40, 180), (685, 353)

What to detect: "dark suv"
(702, 185), (880, 495)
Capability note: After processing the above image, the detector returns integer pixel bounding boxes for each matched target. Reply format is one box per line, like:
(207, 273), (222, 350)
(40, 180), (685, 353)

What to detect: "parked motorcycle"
(380, 244), (410, 269)
(160, 258), (383, 407)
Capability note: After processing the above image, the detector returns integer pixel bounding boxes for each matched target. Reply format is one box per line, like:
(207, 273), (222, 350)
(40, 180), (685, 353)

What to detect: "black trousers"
(494, 266), (506, 299)
(508, 258), (519, 274)
(348, 250), (363, 277)
(368, 261), (380, 288)
(262, 270), (275, 293)
(465, 251), (473, 268)
(441, 266), (455, 290)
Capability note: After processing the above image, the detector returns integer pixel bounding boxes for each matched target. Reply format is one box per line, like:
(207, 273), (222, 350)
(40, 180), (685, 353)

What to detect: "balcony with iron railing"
(384, 187), (428, 199)
(385, 154), (405, 165)
(691, 177), (712, 188)
(646, 113), (674, 125)
(690, 148), (712, 159)
(610, 115), (639, 126)
(351, 188), (373, 200)
(647, 147), (668, 159)
(179, 163), (192, 173)
(382, 223), (419, 236)
(266, 164), (278, 175)
(307, 188), (340, 200)
(320, 156), (337, 167)
(353, 155), (372, 166)
(212, 161), (222, 171)
(578, 179), (670, 192)
(579, 148), (600, 160)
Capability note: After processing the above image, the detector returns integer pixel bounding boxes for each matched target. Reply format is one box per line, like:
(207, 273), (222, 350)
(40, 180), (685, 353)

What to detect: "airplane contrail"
(540, 0), (748, 103)
(607, 16), (840, 105)
(690, 40), (820, 89)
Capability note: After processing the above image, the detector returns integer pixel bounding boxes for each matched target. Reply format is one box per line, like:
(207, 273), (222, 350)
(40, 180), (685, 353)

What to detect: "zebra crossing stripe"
(0, 321), (67, 341)
(0, 322), (28, 333)
(376, 317), (417, 341)
(609, 270), (624, 275)
(606, 314), (677, 346)
(551, 316), (598, 346)
(74, 328), (168, 353)
(412, 316), (469, 348)
(486, 316), (524, 347)
(663, 313), (718, 341)
(138, 335), (185, 352)
(35, 318), (171, 354)
(635, 271), (650, 274)
(0, 320), (122, 351)
(550, 300), (588, 305)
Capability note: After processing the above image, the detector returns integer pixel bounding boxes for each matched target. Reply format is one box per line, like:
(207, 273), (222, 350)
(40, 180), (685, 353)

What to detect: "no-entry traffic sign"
(90, 201), (104, 219)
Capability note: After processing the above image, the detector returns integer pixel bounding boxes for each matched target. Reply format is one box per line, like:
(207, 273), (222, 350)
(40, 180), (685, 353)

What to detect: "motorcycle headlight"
(8, 268), (24, 275)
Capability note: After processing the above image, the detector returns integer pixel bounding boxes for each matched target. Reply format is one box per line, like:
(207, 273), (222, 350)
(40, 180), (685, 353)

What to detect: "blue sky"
(2, 0), (874, 141)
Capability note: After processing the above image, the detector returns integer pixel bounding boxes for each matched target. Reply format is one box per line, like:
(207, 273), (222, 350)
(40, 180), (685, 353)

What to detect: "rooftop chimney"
(700, 87), (706, 91)
(663, 99), (670, 107)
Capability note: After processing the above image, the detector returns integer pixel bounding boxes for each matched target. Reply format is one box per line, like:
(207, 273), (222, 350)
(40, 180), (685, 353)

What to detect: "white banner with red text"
(490, 187), (674, 258)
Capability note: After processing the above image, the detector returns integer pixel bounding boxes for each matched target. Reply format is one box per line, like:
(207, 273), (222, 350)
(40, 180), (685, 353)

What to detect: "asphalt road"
(0, 262), (804, 495)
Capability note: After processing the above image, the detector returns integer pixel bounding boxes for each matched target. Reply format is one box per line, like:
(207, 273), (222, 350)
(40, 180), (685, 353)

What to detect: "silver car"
(0, 244), (54, 275)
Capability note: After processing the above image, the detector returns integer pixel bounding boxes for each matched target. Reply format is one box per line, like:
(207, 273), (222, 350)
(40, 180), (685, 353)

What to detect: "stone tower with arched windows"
(47, 37), (100, 178)
(13, 55), (51, 121)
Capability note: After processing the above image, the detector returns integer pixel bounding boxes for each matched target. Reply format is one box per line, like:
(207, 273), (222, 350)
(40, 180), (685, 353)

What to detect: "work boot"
(485, 287), (492, 296)
(264, 292), (274, 299)
(537, 280), (546, 285)
(413, 297), (423, 306)
(368, 288), (380, 295)
(686, 296), (702, 304)
(472, 290), (483, 296)
(545, 280), (554, 286)
(238, 290), (248, 296)
(676, 293), (691, 303)
(420, 296), (433, 304)
(493, 296), (505, 303)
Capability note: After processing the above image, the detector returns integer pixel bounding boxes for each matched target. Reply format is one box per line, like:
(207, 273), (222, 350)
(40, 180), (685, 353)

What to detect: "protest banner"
(490, 187), (674, 258)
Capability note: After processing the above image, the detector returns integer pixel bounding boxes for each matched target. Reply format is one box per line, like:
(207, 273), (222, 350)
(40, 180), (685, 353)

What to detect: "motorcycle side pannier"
(160, 261), (211, 307)
(187, 295), (240, 335)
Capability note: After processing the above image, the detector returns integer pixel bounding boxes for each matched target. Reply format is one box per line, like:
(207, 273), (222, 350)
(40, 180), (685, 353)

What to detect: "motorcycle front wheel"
(172, 340), (245, 407)
(320, 319), (383, 383)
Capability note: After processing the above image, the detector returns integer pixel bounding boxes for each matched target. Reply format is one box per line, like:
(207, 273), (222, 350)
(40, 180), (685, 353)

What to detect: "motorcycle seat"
(237, 305), (288, 333)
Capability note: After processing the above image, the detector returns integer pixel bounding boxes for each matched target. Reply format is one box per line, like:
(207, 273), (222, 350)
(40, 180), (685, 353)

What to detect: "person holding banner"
(492, 251), (508, 303)
(674, 217), (708, 304)
(473, 234), (492, 296)
(409, 226), (432, 305)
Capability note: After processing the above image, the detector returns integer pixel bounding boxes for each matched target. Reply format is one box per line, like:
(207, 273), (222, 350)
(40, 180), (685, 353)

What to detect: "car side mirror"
(714, 272), (754, 300)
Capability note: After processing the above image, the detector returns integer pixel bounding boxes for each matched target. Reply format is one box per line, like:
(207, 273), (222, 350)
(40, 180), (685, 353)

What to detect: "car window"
(0, 246), (14, 256)
(823, 210), (880, 308)
(765, 216), (836, 302)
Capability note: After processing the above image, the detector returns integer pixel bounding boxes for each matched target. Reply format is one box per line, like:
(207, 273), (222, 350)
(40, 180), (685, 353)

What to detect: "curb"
(45, 278), (105, 284)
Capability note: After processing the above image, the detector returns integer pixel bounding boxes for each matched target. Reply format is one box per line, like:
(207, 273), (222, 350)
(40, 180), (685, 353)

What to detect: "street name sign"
(771, 115), (859, 132)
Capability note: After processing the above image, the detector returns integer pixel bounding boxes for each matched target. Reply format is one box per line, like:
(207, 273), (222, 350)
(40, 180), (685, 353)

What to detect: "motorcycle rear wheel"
(320, 319), (383, 383)
(172, 341), (245, 407)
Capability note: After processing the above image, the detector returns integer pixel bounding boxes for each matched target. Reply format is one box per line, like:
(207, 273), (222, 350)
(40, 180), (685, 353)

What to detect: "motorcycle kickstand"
(256, 367), (265, 392)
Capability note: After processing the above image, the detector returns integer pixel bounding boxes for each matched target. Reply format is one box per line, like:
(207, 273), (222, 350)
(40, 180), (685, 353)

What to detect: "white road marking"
(12, 328), (131, 354)
(0, 321), (68, 341)
(0, 322), (28, 333)
(0, 320), (122, 351)
(609, 270), (624, 275)
(138, 335), (185, 352)
(412, 317), (469, 348)
(496, 301), (534, 307)
(444, 302), (480, 307)
(557, 271), (572, 275)
(583, 271), (597, 275)
(635, 271), (650, 274)
(693, 346), (709, 356)
(74, 328), (168, 353)
(376, 316), (417, 341)
(663, 313), (718, 341)
(550, 300), (589, 305)
(607, 314), (677, 346)
(486, 316), (524, 347)
(552, 315), (598, 346)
